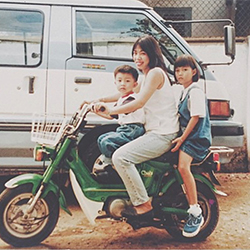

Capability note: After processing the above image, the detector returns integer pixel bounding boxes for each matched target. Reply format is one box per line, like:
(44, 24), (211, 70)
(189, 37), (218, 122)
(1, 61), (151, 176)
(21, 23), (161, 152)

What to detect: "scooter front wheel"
(0, 184), (59, 247)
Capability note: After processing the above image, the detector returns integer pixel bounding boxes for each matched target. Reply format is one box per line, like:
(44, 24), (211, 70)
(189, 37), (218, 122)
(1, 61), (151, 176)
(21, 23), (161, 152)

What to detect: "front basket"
(31, 114), (67, 146)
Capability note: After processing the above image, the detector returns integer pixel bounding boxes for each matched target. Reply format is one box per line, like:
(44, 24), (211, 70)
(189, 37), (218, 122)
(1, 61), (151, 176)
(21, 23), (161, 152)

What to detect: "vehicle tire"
(80, 139), (102, 172)
(160, 180), (219, 241)
(0, 184), (59, 247)
(78, 124), (118, 171)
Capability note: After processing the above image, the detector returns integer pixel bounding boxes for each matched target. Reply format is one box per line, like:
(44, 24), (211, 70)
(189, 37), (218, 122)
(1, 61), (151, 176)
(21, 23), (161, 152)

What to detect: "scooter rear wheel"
(161, 180), (219, 241)
(0, 184), (59, 247)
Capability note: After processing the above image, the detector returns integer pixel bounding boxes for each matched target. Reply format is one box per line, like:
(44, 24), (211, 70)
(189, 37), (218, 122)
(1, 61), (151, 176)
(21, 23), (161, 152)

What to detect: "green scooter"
(0, 104), (233, 247)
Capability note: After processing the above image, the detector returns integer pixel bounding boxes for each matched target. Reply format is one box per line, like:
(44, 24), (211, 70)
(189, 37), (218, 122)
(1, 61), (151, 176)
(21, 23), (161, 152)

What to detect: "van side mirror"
(224, 25), (235, 60)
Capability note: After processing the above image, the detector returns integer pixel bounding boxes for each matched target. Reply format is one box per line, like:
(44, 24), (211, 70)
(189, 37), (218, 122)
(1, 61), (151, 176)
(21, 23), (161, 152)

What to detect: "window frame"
(71, 7), (204, 79)
(0, 8), (44, 68)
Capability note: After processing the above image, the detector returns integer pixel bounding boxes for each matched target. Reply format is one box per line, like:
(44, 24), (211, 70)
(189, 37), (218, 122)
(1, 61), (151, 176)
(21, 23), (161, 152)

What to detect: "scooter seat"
(151, 150), (212, 166)
(152, 150), (178, 165)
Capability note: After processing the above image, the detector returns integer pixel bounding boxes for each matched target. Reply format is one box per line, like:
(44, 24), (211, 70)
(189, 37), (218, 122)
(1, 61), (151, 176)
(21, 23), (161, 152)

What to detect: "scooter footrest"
(126, 218), (162, 230)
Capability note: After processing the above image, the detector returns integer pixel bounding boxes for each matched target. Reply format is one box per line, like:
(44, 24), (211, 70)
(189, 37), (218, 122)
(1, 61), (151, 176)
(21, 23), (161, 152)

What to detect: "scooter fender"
(5, 173), (72, 215)
(194, 173), (227, 196)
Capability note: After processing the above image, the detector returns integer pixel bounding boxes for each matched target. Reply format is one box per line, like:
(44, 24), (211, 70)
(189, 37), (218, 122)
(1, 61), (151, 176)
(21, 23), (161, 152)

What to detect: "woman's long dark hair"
(132, 35), (168, 73)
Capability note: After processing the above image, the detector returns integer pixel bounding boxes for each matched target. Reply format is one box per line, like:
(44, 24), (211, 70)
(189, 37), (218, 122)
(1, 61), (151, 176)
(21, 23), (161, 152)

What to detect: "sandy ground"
(0, 173), (250, 249)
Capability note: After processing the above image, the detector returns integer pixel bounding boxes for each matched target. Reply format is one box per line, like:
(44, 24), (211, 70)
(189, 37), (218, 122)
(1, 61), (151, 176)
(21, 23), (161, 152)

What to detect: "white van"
(0, 0), (244, 174)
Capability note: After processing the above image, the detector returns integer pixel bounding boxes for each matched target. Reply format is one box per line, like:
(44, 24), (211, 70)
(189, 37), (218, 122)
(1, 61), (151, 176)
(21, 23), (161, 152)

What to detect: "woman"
(95, 35), (179, 219)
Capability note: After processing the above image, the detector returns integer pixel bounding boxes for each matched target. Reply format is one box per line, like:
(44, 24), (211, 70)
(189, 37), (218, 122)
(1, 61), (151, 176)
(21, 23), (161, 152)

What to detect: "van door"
(0, 4), (50, 120)
(0, 4), (50, 170)
(65, 8), (187, 118)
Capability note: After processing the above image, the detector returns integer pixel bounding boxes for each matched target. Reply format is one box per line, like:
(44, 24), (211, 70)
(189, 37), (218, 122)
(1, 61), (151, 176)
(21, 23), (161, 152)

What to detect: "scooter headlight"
(33, 145), (52, 161)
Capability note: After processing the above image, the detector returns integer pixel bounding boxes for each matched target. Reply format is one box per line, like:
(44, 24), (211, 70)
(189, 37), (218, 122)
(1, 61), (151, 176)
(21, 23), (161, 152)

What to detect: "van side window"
(0, 9), (43, 67)
(75, 11), (184, 63)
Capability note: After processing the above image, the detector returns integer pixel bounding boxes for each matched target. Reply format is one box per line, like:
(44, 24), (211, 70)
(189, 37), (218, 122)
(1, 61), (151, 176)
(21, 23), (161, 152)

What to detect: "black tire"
(160, 180), (219, 241)
(78, 124), (118, 171)
(80, 139), (102, 171)
(0, 184), (59, 247)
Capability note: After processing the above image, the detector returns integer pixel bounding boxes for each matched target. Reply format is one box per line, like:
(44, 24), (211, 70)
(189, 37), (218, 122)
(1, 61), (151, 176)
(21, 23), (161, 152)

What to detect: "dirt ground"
(0, 173), (250, 249)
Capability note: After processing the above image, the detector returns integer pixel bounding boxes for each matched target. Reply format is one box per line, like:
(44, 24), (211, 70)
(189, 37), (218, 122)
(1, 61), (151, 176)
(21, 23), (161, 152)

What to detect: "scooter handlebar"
(89, 104), (106, 112)
(73, 104), (106, 128)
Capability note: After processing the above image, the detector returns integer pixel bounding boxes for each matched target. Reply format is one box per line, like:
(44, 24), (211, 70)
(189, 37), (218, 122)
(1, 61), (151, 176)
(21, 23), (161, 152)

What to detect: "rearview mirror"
(224, 25), (235, 60)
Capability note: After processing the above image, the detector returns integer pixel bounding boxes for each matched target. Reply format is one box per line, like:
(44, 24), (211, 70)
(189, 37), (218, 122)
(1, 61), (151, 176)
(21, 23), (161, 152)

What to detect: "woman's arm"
(97, 92), (121, 103)
(80, 92), (121, 109)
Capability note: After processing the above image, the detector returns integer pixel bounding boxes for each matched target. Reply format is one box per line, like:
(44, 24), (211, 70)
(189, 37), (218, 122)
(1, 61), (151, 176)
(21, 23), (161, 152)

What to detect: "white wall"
(190, 38), (250, 161)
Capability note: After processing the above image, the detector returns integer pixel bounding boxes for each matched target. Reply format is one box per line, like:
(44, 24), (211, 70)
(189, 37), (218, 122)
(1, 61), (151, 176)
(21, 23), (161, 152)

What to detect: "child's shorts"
(180, 138), (210, 161)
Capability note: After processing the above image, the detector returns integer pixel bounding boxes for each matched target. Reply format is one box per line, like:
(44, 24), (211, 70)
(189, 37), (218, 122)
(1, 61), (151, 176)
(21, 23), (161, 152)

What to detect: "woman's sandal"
(121, 207), (154, 221)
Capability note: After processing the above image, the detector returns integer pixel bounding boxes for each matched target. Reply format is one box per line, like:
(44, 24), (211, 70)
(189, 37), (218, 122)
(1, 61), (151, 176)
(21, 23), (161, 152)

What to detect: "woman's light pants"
(112, 131), (178, 206)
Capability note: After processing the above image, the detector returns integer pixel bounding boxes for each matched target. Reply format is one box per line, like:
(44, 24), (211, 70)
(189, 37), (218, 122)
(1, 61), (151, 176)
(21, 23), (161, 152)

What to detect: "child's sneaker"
(182, 213), (204, 238)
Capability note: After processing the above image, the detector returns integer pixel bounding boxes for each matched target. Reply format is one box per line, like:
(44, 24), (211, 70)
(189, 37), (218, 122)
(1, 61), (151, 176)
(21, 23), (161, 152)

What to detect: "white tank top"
(141, 68), (179, 134)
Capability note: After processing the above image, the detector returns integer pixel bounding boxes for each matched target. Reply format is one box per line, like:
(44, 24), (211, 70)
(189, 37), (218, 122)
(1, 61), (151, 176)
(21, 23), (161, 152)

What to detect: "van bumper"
(211, 120), (244, 164)
(211, 120), (244, 148)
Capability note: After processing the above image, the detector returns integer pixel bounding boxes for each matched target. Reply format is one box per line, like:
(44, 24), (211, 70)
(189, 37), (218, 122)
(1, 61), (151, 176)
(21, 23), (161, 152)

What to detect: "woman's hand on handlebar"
(92, 102), (109, 114)
(90, 102), (113, 120)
